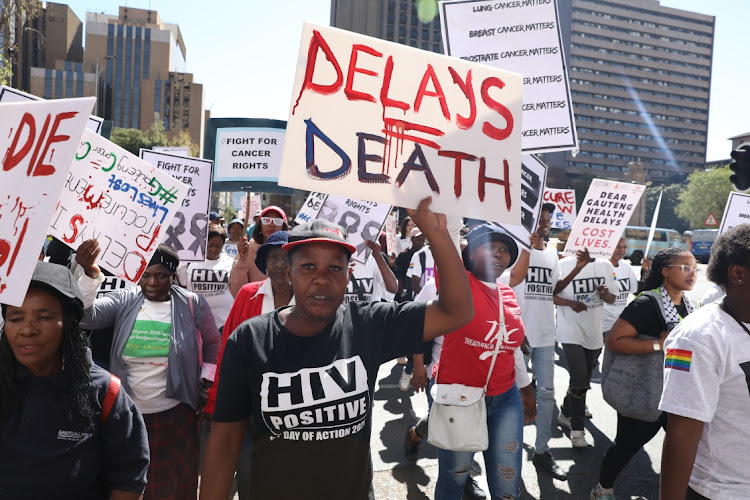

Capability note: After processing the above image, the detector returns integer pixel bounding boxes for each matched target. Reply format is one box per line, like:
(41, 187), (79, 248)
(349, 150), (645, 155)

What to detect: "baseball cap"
(254, 210), (262, 217)
(283, 219), (356, 255)
(209, 211), (220, 221)
(228, 218), (244, 228)
(461, 224), (519, 270)
(27, 261), (85, 321)
(410, 227), (423, 238)
(261, 205), (288, 222)
(255, 231), (289, 274)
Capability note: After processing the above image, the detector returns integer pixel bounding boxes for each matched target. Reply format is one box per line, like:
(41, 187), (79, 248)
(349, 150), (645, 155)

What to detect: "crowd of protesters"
(1, 198), (749, 500)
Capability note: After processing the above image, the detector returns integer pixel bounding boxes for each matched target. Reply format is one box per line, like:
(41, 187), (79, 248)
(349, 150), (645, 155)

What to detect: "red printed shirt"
(432, 272), (525, 396)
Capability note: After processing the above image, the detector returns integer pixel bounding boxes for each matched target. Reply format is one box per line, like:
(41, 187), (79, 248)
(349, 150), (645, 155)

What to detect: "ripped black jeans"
(561, 344), (601, 431)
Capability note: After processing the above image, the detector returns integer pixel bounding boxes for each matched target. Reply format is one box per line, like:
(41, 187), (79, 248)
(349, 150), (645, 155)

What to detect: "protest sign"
(295, 192), (392, 264)
(644, 190), (663, 258)
(152, 146), (190, 157)
(563, 179), (645, 259)
(385, 213), (398, 257)
(542, 188), (576, 229)
(140, 149), (214, 262)
(279, 22), (523, 223)
(241, 194), (262, 218)
(214, 127), (286, 182)
(48, 129), (188, 283)
(0, 85), (104, 134)
(0, 97), (95, 306)
(439, 0), (577, 153)
(718, 192), (750, 235)
(495, 155), (548, 250)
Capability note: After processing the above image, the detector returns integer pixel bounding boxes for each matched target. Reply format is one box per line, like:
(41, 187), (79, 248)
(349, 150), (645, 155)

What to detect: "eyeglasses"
(261, 217), (284, 226)
(666, 264), (701, 276)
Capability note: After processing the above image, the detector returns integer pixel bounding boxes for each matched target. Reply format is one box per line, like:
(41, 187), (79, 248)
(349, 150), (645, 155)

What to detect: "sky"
(62, 0), (749, 162)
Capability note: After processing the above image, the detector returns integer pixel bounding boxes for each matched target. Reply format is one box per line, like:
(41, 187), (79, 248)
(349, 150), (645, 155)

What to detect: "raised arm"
(408, 198), (473, 341)
(508, 234), (539, 287)
(228, 236), (260, 297)
(553, 248), (590, 295)
(366, 240), (399, 294)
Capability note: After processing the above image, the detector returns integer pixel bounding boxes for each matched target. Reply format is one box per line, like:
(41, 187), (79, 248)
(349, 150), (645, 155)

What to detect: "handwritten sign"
(295, 192), (392, 264)
(496, 154), (548, 250)
(542, 188), (576, 229)
(140, 149), (214, 262)
(0, 97), (95, 306)
(279, 22), (523, 223)
(385, 213), (398, 257)
(0, 85), (104, 134)
(440, 0), (578, 153)
(718, 192), (750, 235)
(48, 129), (188, 283)
(563, 179), (645, 259)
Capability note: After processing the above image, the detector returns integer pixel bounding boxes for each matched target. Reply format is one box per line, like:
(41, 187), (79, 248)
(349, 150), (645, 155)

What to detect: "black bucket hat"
(462, 224), (519, 271)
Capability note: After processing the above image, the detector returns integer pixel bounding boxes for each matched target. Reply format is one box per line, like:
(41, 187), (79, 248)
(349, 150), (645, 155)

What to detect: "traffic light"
(730, 143), (750, 191)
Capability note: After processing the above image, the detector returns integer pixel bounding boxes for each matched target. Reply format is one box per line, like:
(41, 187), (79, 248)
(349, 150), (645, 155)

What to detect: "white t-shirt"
(414, 278), (442, 377)
(122, 299), (180, 414)
(406, 246), (435, 288)
(555, 257), (617, 349)
(345, 255), (394, 303)
(602, 260), (639, 332)
(659, 304), (750, 499)
(512, 245), (561, 348)
(223, 241), (239, 259)
(700, 284), (725, 307)
(177, 253), (235, 329)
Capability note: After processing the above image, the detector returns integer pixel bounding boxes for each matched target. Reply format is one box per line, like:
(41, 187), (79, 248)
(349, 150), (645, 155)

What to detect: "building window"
(154, 78), (162, 115)
(123, 25), (133, 129)
(44, 69), (52, 99)
(143, 28), (151, 79)
(65, 70), (73, 98)
(114, 24), (124, 127)
(55, 70), (62, 99)
(133, 26), (142, 129)
(76, 72), (83, 97)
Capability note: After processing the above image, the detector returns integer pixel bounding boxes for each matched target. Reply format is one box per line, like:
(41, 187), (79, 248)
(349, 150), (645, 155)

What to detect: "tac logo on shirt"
(616, 277), (631, 302)
(190, 268), (229, 294)
(345, 276), (374, 303)
(96, 276), (129, 298)
(524, 266), (554, 297)
(260, 356), (370, 442)
(572, 277), (605, 305)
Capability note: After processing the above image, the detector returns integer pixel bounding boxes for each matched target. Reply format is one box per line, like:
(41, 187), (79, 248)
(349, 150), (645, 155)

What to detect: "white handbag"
(427, 284), (506, 452)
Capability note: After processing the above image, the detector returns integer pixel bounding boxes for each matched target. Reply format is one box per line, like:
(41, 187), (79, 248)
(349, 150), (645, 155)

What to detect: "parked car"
(623, 226), (688, 265)
(690, 229), (719, 264)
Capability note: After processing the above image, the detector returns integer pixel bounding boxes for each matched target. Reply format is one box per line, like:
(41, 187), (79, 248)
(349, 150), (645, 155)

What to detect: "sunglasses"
(666, 264), (701, 276)
(261, 217), (284, 226)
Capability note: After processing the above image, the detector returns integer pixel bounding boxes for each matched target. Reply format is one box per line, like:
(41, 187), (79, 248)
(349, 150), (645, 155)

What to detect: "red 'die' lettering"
(2, 113), (35, 173)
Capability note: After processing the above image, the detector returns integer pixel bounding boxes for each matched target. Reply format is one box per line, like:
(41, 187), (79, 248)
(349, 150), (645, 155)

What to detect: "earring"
(739, 279), (743, 284)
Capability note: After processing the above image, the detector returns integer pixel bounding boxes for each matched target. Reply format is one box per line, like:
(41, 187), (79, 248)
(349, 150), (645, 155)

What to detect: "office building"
(332, 0), (715, 186)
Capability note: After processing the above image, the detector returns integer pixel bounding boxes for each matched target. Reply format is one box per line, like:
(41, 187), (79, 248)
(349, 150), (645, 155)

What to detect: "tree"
(109, 127), (149, 156)
(1, 0), (43, 86)
(109, 122), (200, 157)
(677, 166), (733, 229)
(644, 183), (690, 233)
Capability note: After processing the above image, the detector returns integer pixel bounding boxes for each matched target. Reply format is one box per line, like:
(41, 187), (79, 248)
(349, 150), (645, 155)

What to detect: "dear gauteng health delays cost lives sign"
(279, 23), (523, 223)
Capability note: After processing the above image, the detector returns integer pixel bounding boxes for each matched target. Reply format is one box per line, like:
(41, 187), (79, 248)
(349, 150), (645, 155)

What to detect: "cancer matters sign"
(279, 23), (523, 223)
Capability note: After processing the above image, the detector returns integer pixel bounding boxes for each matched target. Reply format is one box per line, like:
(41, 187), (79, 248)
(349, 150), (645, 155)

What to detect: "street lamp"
(95, 55), (116, 118)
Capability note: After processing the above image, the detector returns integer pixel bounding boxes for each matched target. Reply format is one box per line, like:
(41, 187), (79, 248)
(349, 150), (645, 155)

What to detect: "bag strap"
(482, 279), (506, 394)
(187, 292), (204, 367)
(100, 374), (121, 423)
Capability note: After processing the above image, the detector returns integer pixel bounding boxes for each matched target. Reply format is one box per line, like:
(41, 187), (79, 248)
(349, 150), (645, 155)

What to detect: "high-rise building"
(83, 7), (205, 147)
(331, 0), (715, 186)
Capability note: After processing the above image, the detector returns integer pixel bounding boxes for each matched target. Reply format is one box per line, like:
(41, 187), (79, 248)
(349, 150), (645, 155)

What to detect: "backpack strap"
(100, 374), (121, 424)
(187, 292), (204, 367)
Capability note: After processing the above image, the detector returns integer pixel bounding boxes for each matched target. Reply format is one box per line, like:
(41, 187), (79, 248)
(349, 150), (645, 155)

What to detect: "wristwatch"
(653, 340), (661, 351)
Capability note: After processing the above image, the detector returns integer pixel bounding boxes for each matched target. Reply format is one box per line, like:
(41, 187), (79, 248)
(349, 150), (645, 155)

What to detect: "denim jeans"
(435, 385), (524, 500)
(527, 345), (556, 454)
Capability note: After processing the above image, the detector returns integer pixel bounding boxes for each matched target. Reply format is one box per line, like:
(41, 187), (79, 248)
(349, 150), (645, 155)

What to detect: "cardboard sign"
(140, 149), (214, 262)
(0, 97), (95, 306)
(385, 213), (398, 257)
(279, 22), (523, 223)
(0, 85), (104, 134)
(48, 129), (188, 283)
(152, 146), (190, 157)
(718, 192), (750, 235)
(496, 154), (548, 250)
(563, 179), (645, 258)
(214, 127), (286, 182)
(440, 0), (578, 153)
(295, 192), (392, 264)
(542, 188), (576, 229)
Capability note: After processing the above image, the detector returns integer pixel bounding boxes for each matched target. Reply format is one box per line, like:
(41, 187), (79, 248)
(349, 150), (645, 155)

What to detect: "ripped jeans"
(435, 385), (524, 500)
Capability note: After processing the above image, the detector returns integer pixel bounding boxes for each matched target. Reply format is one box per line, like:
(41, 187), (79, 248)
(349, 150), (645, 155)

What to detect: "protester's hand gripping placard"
(279, 22), (523, 223)
(495, 154), (548, 250)
(0, 85), (104, 134)
(0, 97), (95, 306)
(48, 128), (188, 283)
(542, 187), (576, 229)
(563, 179), (645, 259)
(296, 192), (392, 264)
(439, 0), (578, 153)
(718, 192), (750, 235)
(140, 149), (214, 262)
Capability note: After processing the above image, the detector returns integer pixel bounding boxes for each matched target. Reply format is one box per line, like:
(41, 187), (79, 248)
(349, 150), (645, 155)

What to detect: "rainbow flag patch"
(665, 349), (692, 372)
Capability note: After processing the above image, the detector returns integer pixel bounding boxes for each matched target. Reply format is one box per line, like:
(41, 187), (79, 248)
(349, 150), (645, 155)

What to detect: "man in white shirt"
(554, 249), (617, 447)
(407, 245), (434, 296)
(602, 237), (640, 337)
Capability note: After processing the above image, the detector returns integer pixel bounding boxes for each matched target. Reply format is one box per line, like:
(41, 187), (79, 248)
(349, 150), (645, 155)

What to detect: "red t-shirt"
(432, 272), (525, 396)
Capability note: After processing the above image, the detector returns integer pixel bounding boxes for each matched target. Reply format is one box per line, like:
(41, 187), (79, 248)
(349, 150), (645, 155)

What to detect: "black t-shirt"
(619, 293), (688, 339)
(213, 301), (427, 499)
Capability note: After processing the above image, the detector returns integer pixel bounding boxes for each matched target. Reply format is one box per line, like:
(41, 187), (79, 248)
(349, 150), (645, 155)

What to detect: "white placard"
(718, 192), (750, 235)
(542, 188), (576, 229)
(0, 85), (104, 134)
(440, 0), (578, 153)
(152, 145), (190, 157)
(563, 179), (645, 258)
(385, 213), (398, 257)
(214, 128), (286, 182)
(644, 190), (663, 258)
(295, 192), (392, 264)
(279, 22), (523, 223)
(48, 129), (188, 283)
(0, 97), (95, 306)
(140, 149), (214, 262)
(495, 154), (548, 250)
